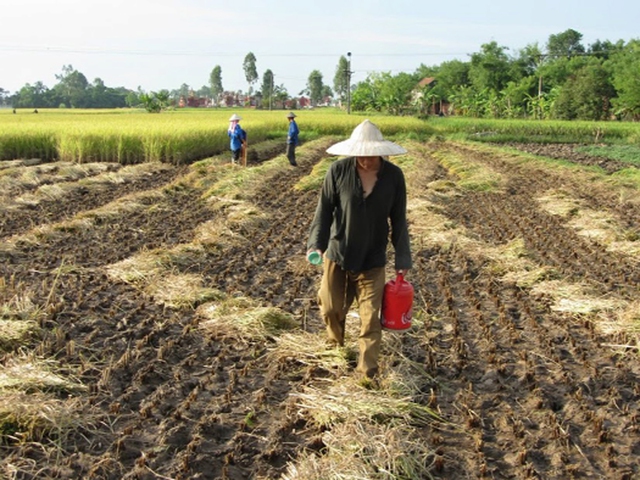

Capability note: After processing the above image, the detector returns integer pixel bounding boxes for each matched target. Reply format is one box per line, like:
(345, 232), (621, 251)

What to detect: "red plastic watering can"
(381, 273), (413, 330)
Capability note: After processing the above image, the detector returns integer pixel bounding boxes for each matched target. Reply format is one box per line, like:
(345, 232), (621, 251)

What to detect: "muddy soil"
(0, 141), (638, 479)
(0, 166), (188, 239)
(494, 142), (640, 232)
(412, 142), (639, 479)
(503, 142), (638, 174)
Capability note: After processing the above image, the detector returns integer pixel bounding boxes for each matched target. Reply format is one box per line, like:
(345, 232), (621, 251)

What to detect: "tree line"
(352, 30), (640, 121)
(3, 64), (133, 110)
(2, 64), (219, 112)
(2, 29), (639, 120)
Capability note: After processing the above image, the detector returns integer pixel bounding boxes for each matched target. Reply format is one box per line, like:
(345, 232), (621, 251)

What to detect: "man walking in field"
(306, 119), (412, 380)
(286, 112), (299, 166)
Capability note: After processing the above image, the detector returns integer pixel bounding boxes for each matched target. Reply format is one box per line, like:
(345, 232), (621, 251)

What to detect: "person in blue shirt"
(228, 113), (247, 164)
(286, 112), (299, 166)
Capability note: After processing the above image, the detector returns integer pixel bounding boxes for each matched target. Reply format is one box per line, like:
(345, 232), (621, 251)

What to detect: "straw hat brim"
(326, 139), (407, 156)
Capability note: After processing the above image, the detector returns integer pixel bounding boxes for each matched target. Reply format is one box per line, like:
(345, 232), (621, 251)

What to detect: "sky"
(2, 0), (639, 96)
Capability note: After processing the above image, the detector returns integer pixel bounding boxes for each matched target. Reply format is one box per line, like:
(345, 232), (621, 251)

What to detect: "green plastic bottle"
(307, 251), (322, 265)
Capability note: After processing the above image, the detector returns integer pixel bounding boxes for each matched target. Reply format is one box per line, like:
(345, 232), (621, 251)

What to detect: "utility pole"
(346, 52), (352, 114)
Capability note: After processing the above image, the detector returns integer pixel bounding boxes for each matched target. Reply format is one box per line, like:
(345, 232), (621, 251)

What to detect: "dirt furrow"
(450, 142), (640, 235)
(446, 190), (639, 299)
(172, 146), (331, 322)
(0, 186), (213, 281)
(0, 166), (187, 239)
(403, 144), (639, 478)
(81, 151), (330, 478)
(2, 140), (639, 479)
(1, 149), (315, 478)
(0, 160), (122, 198)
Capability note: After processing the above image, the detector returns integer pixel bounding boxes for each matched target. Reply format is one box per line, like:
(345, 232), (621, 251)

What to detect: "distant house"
(285, 96), (310, 109)
(300, 96), (312, 108)
(177, 91), (313, 110)
(187, 96), (209, 108)
(221, 92), (243, 107)
(414, 77), (450, 116)
(178, 91), (211, 108)
(417, 77), (436, 89)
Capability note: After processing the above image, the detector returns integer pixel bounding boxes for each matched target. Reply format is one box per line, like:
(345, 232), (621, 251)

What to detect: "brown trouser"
(318, 258), (386, 378)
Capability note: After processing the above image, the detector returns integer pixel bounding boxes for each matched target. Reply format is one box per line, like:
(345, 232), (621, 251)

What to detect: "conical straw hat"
(229, 113), (242, 121)
(326, 119), (406, 156)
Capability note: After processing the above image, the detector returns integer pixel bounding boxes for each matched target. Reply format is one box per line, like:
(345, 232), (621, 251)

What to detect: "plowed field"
(1, 139), (638, 479)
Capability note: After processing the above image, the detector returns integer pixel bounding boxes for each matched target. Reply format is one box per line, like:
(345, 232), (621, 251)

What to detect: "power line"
(0, 41), (622, 59)
(0, 44), (470, 58)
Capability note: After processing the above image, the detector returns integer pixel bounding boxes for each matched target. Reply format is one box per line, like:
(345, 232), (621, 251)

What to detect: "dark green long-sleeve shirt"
(307, 156), (412, 272)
